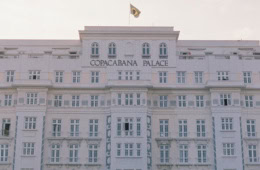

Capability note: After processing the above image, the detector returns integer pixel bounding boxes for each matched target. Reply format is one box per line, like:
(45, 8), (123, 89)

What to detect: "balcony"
(84, 158), (102, 167)
(0, 157), (12, 165)
(12, 79), (52, 87)
(64, 157), (82, 166)
(46, 131), (65, 141)
(155, 132), (173, 146)
(106, 79), (152, 88)
(244, 132), (260, 140)
(46, 157), (63, 166)
(0, 130), (13, 140)
(156, 157), (173, 167)
(245, 157), (260, 165)
(206, 80), (244, 88)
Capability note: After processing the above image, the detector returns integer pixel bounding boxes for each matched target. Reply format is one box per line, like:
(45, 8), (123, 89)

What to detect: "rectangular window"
(4, 94), (12, 106)
(118, 71), (122, 80)
(197, 144), (207, 163)
(220, 94), (231, 106)
(243, 72), (252, 84)
(159, 71), (167, 83)
(72, 71), (80, 83)
(52, 119), (61, 137)
(136, 93), (141, 106)
(2, 119), (11, 137)
(55, 71), (63, 83)
(29, 70), (40, 80)
(196, 95), (204, 107)
(177, 71), (186, 84)
(24, 117), (36, 130)
(136, 71), (140, 80)
(223, 143), (235, 156)
(136, 118), (141, 136)
(160, 120), (169, 137)
(247, 119), (256, 137)
(196, 120), (206, 137)
(51, 144), (60, 163)
(124, 143), (133, 157)
(136, 143), (141, 157)
(26, 93), (38, 105)
(70, 119), (79, 137)
(125, 71), (133, 80)
(23, 143), (35, 156)
(159, 95), (168, 108)
(117, 118), (122, 136)
(0, 144), (8, 162)
(245, 95), (253, 107)
(88, 144), (98, 163)
(72, 95), (80, 107)
(248, 145), (257, 163)
(69, 144), (79, 163)
(124, 118), (133, 136)
(217, 71), (229, 81)
(91, 71), (99, 83)
(179, 144), (188, 163)
(54, 95), (62, 107)
(125, 94), (133, 106)
(178, 95), (186, 107)
(117, 143), (121, 156)
(6, 70), (14, 82)
(91, 95), (99, 107)
(160, 145), (169, 163)
(117, 93), (122, 105)
(179, 120), (188, 137)
(194, 71), (203, 84)
(221, 118), (233, 131)
(89, 119), (98, 137)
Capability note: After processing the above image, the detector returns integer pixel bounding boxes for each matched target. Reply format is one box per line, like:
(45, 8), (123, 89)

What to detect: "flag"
(130, 4), (141, 18)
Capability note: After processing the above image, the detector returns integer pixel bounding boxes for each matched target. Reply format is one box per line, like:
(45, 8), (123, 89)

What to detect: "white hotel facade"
(0, 26), (260, 170)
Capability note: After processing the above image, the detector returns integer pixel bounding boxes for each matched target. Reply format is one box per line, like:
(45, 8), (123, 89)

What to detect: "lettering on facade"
(90, 60), (168, 67)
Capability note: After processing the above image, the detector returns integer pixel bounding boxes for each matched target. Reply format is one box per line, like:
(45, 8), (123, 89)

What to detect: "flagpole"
(129, 3), (131, 25)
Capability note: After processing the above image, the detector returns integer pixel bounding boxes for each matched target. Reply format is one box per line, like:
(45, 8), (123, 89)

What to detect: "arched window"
(108, 42), (116, 56)
(142, 43), (150, 56)
(91, 42), (99, 56)
(159, 43), (167, 57)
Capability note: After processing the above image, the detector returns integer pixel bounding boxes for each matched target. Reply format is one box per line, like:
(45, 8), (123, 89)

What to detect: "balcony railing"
(0, 157), (11, 165)
(246, 157), (260, 165)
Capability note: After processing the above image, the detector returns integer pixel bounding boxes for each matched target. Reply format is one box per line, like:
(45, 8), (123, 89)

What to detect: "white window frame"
(125, 93), (133, 106)
(178, 95), (186, 107)
(136, 143), (141, 157)
(29, 70), (40, 80)
(142, 43), (150, 56)
(24, 117), (36, 130)
(243, 72), (252, 84)
(117, 118), (122, 136)
(4, 94), (12, 106)
(23, 142), (35, 156)
(196, 95), (204, 107)
(125, 71), (133, 80)
(159, 95), (168, 108)
(51, 144), (60, 163)
(118, 71), (122, 80)
(54, 95), (62, 107)
(197, 144), (207, 163)
(196, 119), (206, 137)
(70, 119), (79, 137)
(179, 120), (188, 137)
(124, 118), (133, 136)
(116, 143), (121, 156)
(220, 94), (231, 106)
(217, 71), (229, 81)
(221, 118), (233, 131)
(108, 42), (116, 56)
(124, 143), (133, 157)
(136, 93), (141, 106)
(194, 71), (203, 84)
(160, 145), (169, 163)
(160, 119), (169, 137)
(26, 93), (38, 105)
(72, 95), (80, 107)
(245, 95), (253, 107)
(177, 71), (186, 84)
(91, 95), (99, 107)
(136, 118), (141, 136)
(248, 145), (257, 163)
(136, 71), (140, 80)
(72, 71), (81, 83)
(247, 119), (256, 137)
(6, 70), (14, 82)
(55, 71), (63, 83)
(69, 144), (79, 163)
(2, 119), (11, 137)
(159, 71), (167, 83)
(89, 119), (98, 137)
(179, 144), (188, 163)
(159, 43), (168, 58)
(91, 71), (99, 83)
(223, 143), (235, 156)
(88, 144), (98, 163)
(0, 144), (8, 162)
(52, 119), (61, 137)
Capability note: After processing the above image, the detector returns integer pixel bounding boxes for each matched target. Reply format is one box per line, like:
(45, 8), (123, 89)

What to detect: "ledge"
(206, 80), (245, 88)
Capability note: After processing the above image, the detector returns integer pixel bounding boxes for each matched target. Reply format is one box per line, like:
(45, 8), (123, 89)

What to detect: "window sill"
(220, 130), (236, 132)
(115, 156), (142, 158)
(22, 129), (38, 132)
(222, 155), (237, 158)
(21, 155), (36, 158)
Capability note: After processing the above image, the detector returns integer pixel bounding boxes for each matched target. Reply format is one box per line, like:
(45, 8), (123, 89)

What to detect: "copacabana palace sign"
(90, 59), (168, 67)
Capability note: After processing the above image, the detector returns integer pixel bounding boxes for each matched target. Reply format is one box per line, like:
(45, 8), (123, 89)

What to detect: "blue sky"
(0, 0), (259, 40)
